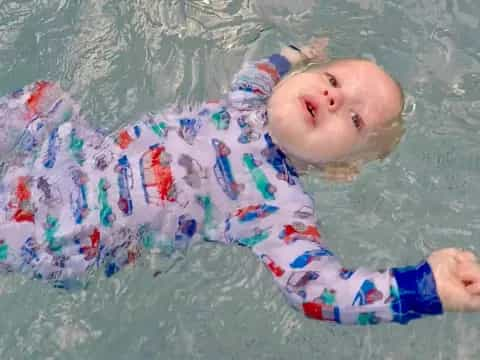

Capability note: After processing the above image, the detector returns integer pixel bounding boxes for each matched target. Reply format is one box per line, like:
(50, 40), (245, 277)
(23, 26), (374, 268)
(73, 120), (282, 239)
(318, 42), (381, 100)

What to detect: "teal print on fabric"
(320, 289), (336, 306)
(0, 240), (8, 260)
(44, 215), (62, 252)
(243, 153), (276, 200)
(62, 106), (73, 122)
(138, 224), (155, 249)
(211, 108), (231, 130)
(196, 195), (216, 237)
(357, 312), (379, 326)
(237, 227), (270, 247)
(98, 178), (114, 227)
(69, 128), (85, 165)
(150, 121), (168, 138)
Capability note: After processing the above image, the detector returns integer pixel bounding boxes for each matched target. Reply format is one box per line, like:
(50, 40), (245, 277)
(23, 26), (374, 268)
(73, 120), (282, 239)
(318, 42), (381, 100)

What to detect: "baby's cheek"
(306, 130), (356, 163)
(269, 106), (297, 135)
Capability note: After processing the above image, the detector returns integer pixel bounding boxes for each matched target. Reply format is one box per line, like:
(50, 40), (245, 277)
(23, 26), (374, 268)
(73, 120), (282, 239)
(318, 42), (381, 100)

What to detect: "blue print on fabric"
(212, 138), (243, 200)
(261, 134), (298, 185)
(290, 248), (334, 269)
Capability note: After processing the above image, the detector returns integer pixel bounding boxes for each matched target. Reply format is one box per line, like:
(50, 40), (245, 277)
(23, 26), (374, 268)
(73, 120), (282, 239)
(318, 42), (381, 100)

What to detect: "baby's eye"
(351, 112), (363, 130)
(325, 72), (339, 87)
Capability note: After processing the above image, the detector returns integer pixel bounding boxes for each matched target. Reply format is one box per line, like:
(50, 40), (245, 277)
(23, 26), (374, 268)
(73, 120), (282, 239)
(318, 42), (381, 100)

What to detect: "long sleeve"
(228, 53), (292, 110)
(224, 199), (443, 325)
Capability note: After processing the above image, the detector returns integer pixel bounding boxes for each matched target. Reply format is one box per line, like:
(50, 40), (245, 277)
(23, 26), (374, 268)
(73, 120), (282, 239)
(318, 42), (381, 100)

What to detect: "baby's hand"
(281, 37), (329, 66)
(299, 37), (329, 63)
(428, 248), (480, 312)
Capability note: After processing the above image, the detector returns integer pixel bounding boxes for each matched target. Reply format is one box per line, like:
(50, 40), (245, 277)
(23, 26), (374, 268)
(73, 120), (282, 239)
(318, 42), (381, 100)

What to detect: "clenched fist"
(428, 248), (480, 312)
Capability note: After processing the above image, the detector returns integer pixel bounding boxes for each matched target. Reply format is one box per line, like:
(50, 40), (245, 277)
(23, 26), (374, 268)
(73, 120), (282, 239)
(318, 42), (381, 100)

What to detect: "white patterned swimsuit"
(0, 53), (442, 325)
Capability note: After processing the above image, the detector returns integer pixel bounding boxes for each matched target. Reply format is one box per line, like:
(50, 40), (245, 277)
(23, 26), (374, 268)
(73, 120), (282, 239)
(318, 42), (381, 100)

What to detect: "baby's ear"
(321, 162), (360, 183)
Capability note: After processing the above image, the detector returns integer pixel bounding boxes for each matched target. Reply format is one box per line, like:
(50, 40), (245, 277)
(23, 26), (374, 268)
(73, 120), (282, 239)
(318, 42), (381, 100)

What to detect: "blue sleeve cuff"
(268, 54), (291, 77)
(391, 261), (443, 324)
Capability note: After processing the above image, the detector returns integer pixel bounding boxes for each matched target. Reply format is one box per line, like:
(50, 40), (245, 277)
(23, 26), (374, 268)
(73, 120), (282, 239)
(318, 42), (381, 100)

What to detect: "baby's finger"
(463, 293), (480, 312)
(304, 37), (329, 60)
(311, 38), (328, 52)
(466, 282), (480, 296)
(455, 250), (477, 263)
(311, 37), (329, 48)
(458, 262), (480, 284)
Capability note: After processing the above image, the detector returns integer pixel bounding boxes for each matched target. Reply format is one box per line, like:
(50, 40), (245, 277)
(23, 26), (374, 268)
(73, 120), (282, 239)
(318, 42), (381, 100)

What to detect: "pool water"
(1, 0), (480, 359)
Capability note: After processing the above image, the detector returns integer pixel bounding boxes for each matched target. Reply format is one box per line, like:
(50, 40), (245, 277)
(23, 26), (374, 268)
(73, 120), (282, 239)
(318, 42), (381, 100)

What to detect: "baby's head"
(266, 58), (404, 176)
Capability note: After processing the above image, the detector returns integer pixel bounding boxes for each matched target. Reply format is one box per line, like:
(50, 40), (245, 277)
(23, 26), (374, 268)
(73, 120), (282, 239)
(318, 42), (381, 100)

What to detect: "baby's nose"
(323, 89), (343, 112)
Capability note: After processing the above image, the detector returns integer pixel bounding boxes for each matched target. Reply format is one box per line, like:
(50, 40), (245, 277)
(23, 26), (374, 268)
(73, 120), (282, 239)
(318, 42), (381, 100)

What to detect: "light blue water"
(1, 0), (480, 359)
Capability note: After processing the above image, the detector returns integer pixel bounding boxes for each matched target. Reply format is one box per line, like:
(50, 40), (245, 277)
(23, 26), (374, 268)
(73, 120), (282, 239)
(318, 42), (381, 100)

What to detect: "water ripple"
(1, 0), (480, 359)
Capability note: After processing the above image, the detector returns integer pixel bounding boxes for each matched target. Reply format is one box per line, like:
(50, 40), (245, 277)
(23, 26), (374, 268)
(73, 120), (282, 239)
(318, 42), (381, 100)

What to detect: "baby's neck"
(285, 153), (326, 175)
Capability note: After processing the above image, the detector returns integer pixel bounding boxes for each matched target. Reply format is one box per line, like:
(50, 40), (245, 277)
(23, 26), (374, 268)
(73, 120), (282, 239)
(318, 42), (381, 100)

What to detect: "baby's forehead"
(320, 59), (399, 95)
(321, 58), (385, 77)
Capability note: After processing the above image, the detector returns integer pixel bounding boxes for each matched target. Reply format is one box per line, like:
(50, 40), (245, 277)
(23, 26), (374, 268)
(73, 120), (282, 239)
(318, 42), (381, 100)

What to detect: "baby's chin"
(267, 123), (318, 164)
(267, 123), (341, 166)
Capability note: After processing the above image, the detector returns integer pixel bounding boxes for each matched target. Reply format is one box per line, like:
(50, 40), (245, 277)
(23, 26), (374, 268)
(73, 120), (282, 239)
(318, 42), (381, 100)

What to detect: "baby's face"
(266, 59), (403, 164)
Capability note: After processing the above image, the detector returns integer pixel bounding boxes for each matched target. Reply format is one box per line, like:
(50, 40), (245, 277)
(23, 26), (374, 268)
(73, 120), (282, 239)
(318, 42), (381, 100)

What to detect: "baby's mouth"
(300, 96), (318, 127)
(306, 101), (316, 118)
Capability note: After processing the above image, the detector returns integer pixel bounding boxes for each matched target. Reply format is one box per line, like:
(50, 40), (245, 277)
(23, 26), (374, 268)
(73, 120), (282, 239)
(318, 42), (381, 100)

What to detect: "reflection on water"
(1, 0), (480, 359)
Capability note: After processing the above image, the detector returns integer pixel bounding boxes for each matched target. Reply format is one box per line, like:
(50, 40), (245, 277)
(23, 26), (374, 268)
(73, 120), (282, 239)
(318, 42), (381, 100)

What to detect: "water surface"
(1, 0), (480, 359)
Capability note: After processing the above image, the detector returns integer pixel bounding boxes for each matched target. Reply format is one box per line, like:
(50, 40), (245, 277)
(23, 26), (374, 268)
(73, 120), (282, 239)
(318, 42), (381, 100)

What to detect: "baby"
(1, 39), (480, 325)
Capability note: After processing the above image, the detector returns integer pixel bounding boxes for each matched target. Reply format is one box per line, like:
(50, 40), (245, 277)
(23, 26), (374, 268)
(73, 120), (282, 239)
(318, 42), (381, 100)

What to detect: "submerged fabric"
(0, 55), (441, 325)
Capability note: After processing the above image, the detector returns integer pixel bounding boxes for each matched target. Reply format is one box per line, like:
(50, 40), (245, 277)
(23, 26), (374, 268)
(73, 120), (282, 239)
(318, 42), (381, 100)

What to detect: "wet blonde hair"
(284, 58), (406, 182)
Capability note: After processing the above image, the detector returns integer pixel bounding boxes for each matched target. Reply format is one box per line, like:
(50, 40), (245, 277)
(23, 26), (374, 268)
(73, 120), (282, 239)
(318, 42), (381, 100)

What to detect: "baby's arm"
(224, 201), (448, 325)
(0, 81), (81, 160)
(228, 38), (328, 110)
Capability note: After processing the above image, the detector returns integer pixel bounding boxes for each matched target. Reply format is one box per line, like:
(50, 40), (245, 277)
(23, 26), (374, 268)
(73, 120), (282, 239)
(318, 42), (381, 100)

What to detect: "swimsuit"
(0, 54), (442, 325)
